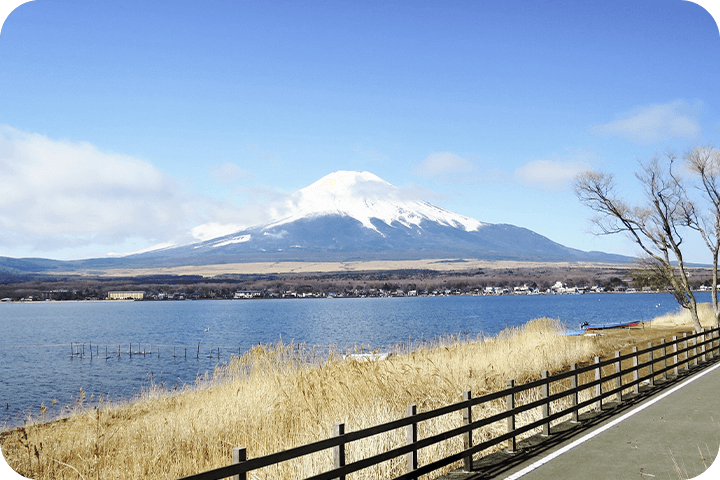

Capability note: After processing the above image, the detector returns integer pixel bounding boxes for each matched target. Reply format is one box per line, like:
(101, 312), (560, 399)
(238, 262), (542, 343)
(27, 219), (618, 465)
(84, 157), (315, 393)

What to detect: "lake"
(0, 293), (698, 427)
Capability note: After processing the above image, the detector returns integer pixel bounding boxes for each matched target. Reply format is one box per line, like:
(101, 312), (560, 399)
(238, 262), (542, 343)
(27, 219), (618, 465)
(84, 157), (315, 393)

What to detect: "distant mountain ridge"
(0, 170), (631, 275)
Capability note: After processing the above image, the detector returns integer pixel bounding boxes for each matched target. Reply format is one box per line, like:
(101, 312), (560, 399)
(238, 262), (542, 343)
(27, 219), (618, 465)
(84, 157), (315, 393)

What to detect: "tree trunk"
(689, 304), (703, 332)
(713, 250), (720, 328)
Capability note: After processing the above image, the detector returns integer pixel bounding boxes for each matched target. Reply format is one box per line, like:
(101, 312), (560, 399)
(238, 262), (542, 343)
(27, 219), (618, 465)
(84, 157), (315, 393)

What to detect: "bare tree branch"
(574, 154), (701, 330)
(685, 145), (720, 327)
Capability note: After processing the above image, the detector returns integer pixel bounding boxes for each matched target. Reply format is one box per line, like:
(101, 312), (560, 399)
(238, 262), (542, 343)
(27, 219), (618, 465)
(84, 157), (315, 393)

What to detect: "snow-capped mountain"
(0, 170), (631, 274)
(265, 171), (484, 234)
(117, 170), (629, 267)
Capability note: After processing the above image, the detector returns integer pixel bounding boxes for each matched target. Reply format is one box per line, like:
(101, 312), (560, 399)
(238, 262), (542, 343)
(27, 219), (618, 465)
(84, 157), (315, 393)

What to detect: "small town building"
(234, 290), (263, 299)
(107, 291), (145, 300)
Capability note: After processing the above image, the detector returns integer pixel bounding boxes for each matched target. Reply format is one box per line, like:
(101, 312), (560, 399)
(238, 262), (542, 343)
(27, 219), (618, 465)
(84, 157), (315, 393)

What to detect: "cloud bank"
(0, 125), (245, 258)
(515, 152), (593, 191)
(593, 100), (702, 144)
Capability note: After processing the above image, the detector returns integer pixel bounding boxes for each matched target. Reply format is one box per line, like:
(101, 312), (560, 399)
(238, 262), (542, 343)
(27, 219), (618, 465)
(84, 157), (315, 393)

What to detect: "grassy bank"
(0, 315), (707, 479)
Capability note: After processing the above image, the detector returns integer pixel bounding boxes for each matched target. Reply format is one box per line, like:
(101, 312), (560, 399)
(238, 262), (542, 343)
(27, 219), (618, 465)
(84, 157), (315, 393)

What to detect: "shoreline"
(0, 289), (698, 304)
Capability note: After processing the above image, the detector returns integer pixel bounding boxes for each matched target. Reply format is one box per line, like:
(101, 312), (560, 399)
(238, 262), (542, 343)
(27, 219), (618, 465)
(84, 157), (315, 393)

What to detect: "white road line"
(503, 360), (720, 480)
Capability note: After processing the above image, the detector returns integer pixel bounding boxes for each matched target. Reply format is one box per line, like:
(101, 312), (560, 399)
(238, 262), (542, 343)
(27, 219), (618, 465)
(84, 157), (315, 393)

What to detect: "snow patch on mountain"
(210, 234), (251, 248)
(265, 171), (484, 234)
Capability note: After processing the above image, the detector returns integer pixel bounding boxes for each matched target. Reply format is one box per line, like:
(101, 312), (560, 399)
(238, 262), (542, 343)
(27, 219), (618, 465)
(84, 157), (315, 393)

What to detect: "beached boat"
(581, 320), (641, 330)
(562, 320), (641, 336)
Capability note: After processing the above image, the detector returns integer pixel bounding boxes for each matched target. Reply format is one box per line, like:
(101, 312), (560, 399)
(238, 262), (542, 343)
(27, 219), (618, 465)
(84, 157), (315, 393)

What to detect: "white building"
(107, 291), (145, 300)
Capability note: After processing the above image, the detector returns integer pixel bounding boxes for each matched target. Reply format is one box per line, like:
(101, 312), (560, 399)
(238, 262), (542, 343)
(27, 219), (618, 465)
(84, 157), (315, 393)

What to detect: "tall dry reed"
(0, 318), (656, 479)
(647, 302), (717, 329)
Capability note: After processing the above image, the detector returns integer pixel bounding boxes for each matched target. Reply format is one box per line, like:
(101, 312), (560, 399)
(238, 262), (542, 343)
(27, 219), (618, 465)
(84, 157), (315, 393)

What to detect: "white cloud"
(0, 125), (247, 258)
(515, 155), (592, 191)
(415, 152), (475, 177)
(190, 222), (244, 242)
(414, 152), (511, 185)
(208, 162), (253, 186)
(593, 100), (702, 144)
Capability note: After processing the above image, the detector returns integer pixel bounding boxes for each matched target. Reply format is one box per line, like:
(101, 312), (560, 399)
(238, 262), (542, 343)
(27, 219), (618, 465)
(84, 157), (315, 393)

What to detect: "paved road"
(442, 359), (720, 480)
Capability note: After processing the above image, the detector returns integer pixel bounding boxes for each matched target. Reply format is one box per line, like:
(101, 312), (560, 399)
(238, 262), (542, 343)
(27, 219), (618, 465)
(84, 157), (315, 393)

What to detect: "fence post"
(506, 379), (516, 453)
(407, 405), (418, 477)
(570, 363), (579, 423)
(541, 371), (550, 436)
(683, 333), (689, 371)
(673, 336), (679, 377)
(232, 447), (247, 480)
(632, 347), (639, 395)
(614, 351), (622, 402)
(692, 332), (698, 367)
(660, 339), (667, 382)
(647, 342), (654, 388)
(594, 357), (602, 411)
(710, 329), (716, 359)
(334, 423), (345, 480)
(701, 329), (706, 363)
(462, 391), (473, 472)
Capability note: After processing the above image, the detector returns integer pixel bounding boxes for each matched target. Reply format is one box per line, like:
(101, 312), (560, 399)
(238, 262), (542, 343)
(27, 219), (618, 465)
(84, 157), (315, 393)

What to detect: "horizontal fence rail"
(178, 327), (720, 480)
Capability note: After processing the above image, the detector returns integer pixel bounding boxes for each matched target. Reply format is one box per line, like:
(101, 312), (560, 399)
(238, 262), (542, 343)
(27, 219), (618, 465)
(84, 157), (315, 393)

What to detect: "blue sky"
(0, 0), (719, 262)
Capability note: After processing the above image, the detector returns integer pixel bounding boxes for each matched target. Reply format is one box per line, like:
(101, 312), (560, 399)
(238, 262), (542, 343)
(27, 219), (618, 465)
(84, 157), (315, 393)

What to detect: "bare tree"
(685, 145), (720, 327)
(574, 154), (702, 331)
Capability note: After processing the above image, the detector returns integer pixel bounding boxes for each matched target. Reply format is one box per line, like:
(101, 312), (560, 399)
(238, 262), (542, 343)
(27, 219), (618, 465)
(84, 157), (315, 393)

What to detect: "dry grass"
(0, 317), (694, 480)
(645, 302), (718, 329)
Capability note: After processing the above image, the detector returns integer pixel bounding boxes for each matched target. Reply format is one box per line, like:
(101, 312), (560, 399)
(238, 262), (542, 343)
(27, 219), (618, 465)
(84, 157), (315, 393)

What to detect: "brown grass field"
(59, 258), (625, 277)
(1, 306), (716, 480)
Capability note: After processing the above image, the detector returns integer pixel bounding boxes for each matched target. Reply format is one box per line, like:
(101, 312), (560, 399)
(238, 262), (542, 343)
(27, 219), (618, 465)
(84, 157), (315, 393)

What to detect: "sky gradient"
(1, 0), (719, 263)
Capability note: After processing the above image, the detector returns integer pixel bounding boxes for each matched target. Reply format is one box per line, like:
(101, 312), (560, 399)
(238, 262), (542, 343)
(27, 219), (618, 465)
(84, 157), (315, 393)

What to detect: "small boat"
(562, 320), (641, 336)
(580, 320), (640, 330)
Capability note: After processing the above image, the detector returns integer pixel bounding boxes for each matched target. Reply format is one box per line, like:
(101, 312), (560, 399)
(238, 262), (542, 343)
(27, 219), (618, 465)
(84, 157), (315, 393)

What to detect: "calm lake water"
(0, 293), (701, 427)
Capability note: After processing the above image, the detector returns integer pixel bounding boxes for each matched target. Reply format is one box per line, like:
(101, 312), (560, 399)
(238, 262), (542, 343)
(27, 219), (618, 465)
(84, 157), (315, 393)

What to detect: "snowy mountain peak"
(300, 171), (391, 195)
(266, 170), (485, 234)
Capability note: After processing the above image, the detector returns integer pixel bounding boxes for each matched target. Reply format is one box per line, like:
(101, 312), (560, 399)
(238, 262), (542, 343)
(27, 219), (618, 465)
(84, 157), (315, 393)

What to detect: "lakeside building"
(234, 290), (263, 299)
(107, 291), (145, 300)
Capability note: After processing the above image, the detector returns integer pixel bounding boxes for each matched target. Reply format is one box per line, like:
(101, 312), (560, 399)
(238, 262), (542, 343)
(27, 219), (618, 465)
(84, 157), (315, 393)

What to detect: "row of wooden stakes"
(69, 342), (226, 360)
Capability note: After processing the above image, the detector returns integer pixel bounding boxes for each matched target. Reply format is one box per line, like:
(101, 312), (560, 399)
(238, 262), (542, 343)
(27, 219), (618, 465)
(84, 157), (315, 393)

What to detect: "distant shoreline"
(1, 259), (715, 302)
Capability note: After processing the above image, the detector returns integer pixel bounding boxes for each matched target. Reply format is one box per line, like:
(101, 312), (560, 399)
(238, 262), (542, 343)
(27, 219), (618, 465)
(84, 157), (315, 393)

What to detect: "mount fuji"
(114, 170), (629, 267)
